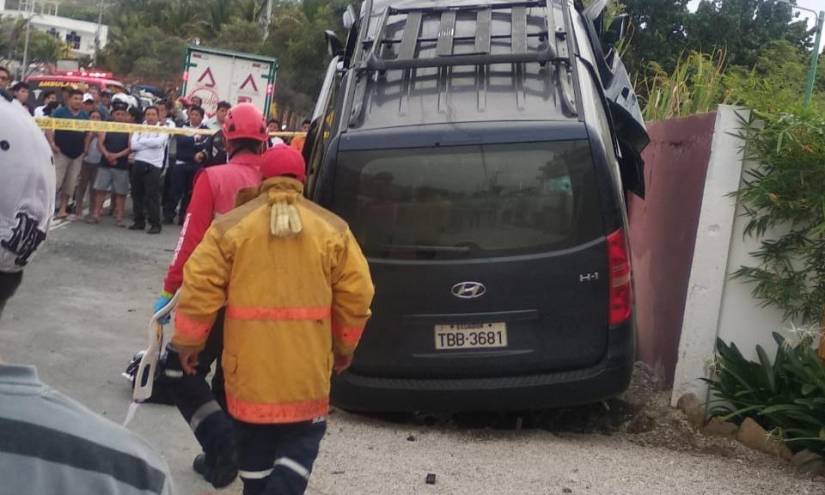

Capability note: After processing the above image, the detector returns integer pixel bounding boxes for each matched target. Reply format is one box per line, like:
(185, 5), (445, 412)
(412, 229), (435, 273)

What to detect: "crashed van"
(304, 0), (649, 411)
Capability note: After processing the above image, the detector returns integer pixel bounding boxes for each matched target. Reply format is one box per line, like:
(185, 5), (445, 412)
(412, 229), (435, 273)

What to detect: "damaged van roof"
(347, 0), (580, 131)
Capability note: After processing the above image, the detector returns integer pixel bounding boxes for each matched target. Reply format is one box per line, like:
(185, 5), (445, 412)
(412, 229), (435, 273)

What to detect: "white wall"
(670, 105), (794, 407)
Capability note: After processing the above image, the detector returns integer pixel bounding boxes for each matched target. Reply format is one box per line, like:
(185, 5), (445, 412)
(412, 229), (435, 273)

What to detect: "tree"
(27, 32), (67, 64)
(687, 0), (810, 68)
(215, 18), (264, 53)
(622, 0), (815, 80)
(620, 0), (692, 76)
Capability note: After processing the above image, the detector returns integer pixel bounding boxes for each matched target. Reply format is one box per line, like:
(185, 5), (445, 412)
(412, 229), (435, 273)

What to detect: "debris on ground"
(425, 473), (436, 485)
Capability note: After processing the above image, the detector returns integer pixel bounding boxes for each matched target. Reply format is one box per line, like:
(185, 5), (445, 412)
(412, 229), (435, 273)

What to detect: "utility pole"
(780, 0), (824, 107)
(21, 0), (36, 80)
(262, 0), (273, 39)
(93, 0), (104, 67)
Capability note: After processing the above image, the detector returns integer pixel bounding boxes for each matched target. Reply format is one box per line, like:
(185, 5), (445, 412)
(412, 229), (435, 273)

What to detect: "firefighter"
(171, 148), (375, 495)
(152, 102), (269, 488)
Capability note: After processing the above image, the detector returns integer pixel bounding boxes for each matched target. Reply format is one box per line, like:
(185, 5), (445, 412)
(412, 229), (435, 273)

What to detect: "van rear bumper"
(331, 321), (636, 412)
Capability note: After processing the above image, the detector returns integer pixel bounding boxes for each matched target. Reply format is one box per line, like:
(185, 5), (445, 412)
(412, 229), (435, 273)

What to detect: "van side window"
(306, 79), (340, 196)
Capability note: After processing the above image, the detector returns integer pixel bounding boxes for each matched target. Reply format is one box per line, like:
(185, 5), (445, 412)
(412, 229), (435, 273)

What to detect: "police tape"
(33, 117), (306, 138)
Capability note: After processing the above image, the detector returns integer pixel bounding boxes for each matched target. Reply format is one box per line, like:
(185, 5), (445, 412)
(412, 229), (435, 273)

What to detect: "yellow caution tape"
(34, 117), (306, 138)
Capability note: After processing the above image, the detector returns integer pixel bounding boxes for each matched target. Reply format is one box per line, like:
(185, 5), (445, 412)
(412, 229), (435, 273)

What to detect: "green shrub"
(706, 333), (825, 456)
(641, 50), (729, 122)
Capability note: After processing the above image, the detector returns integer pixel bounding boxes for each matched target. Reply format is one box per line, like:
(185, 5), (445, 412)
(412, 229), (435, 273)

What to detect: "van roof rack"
(355, 0), (573, 73)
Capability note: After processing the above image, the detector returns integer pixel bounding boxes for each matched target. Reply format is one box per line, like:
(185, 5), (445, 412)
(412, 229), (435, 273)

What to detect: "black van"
(305, 0), (649, 411)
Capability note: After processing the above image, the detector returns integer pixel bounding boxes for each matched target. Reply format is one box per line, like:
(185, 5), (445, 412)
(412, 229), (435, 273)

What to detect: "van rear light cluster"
(607, 229), (632, 326)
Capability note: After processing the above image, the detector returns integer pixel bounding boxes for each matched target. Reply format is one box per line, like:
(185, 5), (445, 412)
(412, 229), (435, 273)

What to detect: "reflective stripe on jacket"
(172, 177), (375, 424)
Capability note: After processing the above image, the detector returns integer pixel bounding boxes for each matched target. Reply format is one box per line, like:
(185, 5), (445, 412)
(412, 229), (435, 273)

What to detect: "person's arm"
(141, 133), (167, 149)
(171, 224), (231, 373)
(330, 230), (375, 373)
(130, 133), (144, 152)
(45, 129), (60, 154)
(97, 132), (115, 164)
(97, 132), (108, 155)
(84, 132), (93, 154)
(162, 172), (216, 294)
(111, 135), (131, 159)
(194, 133), (213, 164)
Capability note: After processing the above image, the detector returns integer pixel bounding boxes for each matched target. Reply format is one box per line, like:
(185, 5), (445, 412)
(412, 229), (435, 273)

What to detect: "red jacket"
(163, 152), (262, 294)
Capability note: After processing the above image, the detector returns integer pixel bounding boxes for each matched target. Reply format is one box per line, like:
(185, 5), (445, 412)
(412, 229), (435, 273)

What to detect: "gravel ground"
(1, 218), (822, 495)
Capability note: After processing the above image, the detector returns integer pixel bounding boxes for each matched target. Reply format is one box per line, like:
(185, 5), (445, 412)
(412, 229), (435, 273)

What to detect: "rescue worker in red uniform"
(152, 102), (270, 488)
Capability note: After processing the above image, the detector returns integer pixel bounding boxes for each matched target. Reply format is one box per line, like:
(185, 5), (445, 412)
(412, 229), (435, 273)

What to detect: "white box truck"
(181, 46), (278, 118)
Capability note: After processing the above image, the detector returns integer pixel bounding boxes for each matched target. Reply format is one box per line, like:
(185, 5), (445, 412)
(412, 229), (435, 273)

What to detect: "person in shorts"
(46, 89), (88, 220)
(75, 109), (103, 219)
(90, 102), (131, 226)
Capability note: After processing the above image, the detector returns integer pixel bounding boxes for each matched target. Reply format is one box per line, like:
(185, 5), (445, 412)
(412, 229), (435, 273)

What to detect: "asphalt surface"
(1, 216), (822, 495)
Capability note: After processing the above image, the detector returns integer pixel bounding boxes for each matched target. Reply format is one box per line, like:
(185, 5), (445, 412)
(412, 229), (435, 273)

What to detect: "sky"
(687, 0), (825, 53)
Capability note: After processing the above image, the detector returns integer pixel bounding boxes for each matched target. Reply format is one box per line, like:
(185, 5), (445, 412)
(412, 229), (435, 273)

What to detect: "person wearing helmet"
(0, 92), (178, 494)
(151, 102), (270, 489)
(171, 143), (373, 495)
(1, 90), (55, 314)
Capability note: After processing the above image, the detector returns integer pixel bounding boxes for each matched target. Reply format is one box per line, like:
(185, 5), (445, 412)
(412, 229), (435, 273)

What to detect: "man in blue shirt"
(47, 89), (89, 220)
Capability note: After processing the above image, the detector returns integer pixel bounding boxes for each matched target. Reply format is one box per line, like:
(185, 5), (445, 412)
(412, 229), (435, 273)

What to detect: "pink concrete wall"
(628, 112), (717, 385)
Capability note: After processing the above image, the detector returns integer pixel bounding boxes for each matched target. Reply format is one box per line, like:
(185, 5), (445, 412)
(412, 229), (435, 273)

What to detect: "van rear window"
(333, 141), (603, 259)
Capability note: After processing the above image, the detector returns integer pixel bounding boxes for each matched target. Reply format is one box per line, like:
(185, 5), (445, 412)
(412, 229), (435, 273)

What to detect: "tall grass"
(641, 50), (729, 122)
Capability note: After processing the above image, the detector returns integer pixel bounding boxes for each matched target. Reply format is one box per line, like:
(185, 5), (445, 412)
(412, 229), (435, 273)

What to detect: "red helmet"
(223, 103), (267, 142)
(260, 144), (306, 183)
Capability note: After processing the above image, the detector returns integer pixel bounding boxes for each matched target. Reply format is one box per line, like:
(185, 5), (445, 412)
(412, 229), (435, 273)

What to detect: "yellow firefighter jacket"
(171, 177), (375, 424)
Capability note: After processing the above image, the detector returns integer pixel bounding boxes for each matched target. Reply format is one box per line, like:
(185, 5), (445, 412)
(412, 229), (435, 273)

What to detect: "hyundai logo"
(451, 281), (487, 299)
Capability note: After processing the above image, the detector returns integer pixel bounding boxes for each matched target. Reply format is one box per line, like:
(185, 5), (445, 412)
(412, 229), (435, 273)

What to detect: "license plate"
(434, 322), (508, 350)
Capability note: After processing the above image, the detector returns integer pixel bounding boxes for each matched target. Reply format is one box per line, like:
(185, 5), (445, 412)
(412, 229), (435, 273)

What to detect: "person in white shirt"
(205, 100), (230, 130)
(129, 105), (168, 234)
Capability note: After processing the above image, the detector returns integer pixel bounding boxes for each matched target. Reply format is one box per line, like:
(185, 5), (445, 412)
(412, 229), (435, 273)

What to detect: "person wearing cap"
(171, 144), (374, 495)
(82, 92), (96, 114)
(0, 90), (54, 312)
(47, 88), (89, 220)
(151, 102), (270, 489)
(0, 91), (177, 495)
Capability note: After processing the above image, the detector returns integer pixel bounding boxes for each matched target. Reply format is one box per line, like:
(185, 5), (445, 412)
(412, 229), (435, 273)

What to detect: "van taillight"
(607, 229), (632, 326)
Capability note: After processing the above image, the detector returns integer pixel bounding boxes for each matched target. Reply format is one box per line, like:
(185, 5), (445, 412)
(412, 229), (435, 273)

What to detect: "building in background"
(0, 0), (108, 58)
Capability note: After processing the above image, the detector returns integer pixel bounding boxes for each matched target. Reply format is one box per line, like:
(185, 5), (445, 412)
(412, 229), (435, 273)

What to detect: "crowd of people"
(0, 65), (307, 236)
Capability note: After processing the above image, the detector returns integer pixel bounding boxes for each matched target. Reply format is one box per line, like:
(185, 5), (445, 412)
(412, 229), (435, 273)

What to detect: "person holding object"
(152, 103), (270, 489)
(130, 106), (168, 234)
(171, 148), (374, 495)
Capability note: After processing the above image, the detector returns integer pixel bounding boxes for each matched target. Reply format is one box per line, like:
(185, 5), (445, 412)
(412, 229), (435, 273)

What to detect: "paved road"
(1, 218), (821, 495)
